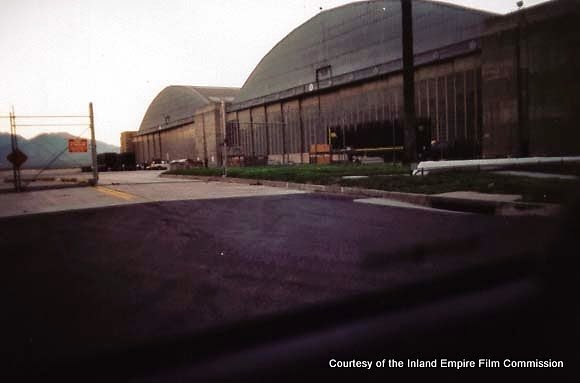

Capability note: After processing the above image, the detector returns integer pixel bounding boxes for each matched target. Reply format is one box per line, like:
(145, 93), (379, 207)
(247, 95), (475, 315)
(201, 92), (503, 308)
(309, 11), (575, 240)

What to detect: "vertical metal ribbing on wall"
(201, 112), (208, 167)
(158, 132), (161, 159)
(445, 75), (449, 141)
(317, 92), (323, 146)
(298, 98), (305, 163)
(340, 114), (346, 149)
(464, 70), (468, 139)
(435, 77), (439, 142)
(234, 111), (239, 150)
(280, 103), (287, 164)
(389, 94), (395, 163)
(221, 100), (227, 174)
(264, 105), (270, 156)
(453, 74), (457, 140)
(135, 137), (139, 163)
(417, 81), (422, 117)
(249, 107), (255, 156)
(157, 132), (161, 159)
(394, 90), (399, 121)
(375, 92), (379, 122)
(426, 80), (430, 120)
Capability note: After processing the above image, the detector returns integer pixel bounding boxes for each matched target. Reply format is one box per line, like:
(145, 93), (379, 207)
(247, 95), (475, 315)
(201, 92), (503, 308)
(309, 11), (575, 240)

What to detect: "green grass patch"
(165, 164), (579, 204)
(339, 172), (578, 203)
(166, 163), (410, 184)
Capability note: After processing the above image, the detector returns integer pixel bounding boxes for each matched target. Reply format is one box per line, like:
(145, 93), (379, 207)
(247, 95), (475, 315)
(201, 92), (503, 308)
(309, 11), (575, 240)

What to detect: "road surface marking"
(95, 186), (137, 201)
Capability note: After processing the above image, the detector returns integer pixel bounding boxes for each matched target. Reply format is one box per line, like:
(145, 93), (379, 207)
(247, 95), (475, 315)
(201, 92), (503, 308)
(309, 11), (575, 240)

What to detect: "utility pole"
(401, 0), (417, 163)
(516, 1), (529, 157)
(89, 102), (98, 185)
(9, 107), (22, 192)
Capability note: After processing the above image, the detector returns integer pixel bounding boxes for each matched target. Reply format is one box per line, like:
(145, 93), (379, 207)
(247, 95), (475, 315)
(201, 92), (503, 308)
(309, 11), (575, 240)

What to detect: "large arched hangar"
(226, 0), (493, 163)
(134, 85), (239, 165)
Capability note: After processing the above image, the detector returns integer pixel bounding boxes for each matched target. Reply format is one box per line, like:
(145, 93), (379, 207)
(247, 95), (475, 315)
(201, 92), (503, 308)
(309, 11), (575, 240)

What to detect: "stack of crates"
(309, 144), (331, 164)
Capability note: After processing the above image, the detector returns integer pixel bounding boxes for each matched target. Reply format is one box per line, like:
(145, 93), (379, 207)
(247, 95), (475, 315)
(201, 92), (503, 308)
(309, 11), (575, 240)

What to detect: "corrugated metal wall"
(134, 104), (224, 166)
(227, 54), (482, 162)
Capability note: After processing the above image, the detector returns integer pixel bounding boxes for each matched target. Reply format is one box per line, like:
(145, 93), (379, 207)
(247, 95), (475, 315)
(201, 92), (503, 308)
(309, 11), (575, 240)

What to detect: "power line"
(24, 126), (92, 188)
(14, 123), (89, 127)
(0, 115), (89, 119)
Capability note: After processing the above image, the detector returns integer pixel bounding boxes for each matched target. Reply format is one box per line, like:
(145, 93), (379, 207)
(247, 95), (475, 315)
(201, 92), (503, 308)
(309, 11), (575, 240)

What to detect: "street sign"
(6, 148), (27, 167)
(68, 138), (88, 153)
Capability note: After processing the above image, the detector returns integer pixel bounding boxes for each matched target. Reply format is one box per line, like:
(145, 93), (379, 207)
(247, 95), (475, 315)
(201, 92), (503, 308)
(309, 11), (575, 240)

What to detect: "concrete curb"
(159, 173), (561, 216)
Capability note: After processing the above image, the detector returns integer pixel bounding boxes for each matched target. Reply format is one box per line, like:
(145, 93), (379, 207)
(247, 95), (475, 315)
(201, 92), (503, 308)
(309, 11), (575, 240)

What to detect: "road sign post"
(8, 108), (25, 191)
(1, 105), (93, 191)
(7, 148), (28, 167)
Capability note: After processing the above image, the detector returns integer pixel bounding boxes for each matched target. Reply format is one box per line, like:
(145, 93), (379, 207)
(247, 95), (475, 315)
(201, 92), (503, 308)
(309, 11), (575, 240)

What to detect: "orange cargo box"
(316, 156), (331, 164)
(309, 144), (330, 154)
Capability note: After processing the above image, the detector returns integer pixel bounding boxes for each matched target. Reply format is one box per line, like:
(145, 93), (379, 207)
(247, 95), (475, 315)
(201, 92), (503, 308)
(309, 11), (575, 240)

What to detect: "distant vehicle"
(97, 152), (117, 171)
(96, 152), (136, 171)
(169, 158), (204, 170)
(146, 159), (168, 170)
(117, 152), (137, 171)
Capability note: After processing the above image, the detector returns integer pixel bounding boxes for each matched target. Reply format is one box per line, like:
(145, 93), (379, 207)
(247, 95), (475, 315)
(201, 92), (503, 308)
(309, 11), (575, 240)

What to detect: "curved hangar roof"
(138, 86), (240, 134)
(232, 0), (494, 109)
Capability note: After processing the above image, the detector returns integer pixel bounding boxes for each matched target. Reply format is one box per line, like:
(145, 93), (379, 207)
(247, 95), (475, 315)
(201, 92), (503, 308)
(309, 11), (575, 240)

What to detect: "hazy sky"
(0, 0), (551, 145)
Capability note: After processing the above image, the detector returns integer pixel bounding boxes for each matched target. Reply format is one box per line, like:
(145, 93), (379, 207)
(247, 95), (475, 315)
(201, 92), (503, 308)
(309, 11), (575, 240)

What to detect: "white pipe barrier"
(413, 156), (580, 176)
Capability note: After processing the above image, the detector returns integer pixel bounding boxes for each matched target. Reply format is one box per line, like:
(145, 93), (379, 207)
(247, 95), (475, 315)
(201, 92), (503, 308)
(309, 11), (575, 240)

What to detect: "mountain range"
(0, 132), (119, 169)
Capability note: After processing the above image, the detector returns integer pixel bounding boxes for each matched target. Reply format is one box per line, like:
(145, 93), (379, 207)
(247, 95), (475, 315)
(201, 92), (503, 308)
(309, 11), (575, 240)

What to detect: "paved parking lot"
(1, 167), (567, 379)
(98, 170), (194, 185)
(0, 170), (306, 217)
(1, 186), (558, 368)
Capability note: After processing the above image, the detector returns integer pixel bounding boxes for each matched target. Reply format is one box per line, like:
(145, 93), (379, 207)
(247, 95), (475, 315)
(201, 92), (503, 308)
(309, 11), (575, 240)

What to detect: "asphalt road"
(0, 190), (560, 370)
